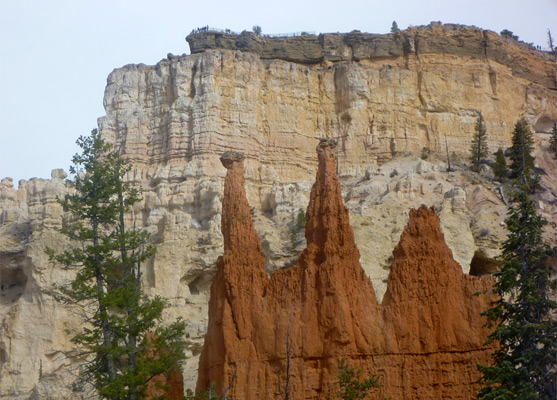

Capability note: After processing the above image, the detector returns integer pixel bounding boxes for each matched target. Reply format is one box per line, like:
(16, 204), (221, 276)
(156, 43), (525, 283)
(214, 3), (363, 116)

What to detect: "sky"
(1, 0), (556, 185)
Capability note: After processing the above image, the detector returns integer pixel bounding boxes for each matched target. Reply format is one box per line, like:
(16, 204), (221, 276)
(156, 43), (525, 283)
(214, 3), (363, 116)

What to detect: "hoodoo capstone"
(197, 140), (497, 399)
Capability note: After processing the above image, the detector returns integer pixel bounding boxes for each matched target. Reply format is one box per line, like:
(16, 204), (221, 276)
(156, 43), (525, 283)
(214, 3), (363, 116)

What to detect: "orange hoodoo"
(197, 140), (496, 399)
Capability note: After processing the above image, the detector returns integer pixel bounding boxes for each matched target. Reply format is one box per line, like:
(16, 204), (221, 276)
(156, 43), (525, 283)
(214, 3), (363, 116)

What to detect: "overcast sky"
(1, 0), (555, 185)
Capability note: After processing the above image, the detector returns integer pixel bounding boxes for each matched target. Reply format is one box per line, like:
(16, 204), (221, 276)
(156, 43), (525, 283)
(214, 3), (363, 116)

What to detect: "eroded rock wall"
(187, 23), (557, 90)
(1, 23), (557, 399)
(197, 141), (496, 399)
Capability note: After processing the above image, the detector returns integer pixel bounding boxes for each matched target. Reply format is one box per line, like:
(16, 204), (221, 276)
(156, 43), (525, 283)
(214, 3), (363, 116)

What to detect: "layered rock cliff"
(198, 140), (496, 399)
(187, 23), (557, 90)
(1, 23), (556, 399)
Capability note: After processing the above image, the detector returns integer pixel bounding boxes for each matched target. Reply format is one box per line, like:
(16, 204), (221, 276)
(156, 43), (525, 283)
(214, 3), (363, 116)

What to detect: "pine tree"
(470, 114), (489, 172)
(390, 21), (399, 33)
(390, 137), (396, 157)
(549, 122), (557, 159)
(48, 129), (185, 400)
(500, 29), (519, 40)
(494, 148), (508, 181)
(477, 185), (557, 400)
(508, 118), (539, 191)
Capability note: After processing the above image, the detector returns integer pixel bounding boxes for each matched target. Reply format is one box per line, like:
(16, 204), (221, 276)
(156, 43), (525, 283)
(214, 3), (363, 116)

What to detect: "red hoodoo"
(197, 140), (496, 399)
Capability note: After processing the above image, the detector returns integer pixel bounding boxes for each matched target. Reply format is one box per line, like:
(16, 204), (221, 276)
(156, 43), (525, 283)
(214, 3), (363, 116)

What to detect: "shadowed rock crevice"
(0, 253), (28, 305)
(469, 250), (501, 276)
(197, 141), (497, 399)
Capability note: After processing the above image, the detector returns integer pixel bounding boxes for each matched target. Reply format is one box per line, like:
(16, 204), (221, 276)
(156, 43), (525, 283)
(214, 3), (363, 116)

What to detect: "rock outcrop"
(187, 23), (557, 89)
(2, 23), (557, 398)
(197, 140), (496, 399)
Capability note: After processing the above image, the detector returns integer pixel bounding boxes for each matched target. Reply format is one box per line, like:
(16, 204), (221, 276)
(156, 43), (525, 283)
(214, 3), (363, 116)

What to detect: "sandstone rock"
(197, 141), (496, 399)
(187, 23), (557, 89)
(438, 187), (475, 272)
(0, 178), (13, 188)
(2, 23), (557, 398)
(50, 169), (67, 181)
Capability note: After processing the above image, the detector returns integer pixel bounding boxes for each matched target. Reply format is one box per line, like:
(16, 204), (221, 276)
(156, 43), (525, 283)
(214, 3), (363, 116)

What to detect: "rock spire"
(197, 141), (497, 399)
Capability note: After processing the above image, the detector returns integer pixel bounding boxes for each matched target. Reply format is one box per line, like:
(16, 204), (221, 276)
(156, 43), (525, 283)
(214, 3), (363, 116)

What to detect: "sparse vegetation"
(185, 384), (236, 400)
(390, 21), (399, 33)
(470, 114), (488, 172)
(390, 137), (396, 157)
(549, 122), (557, 159)
(508, 117), (539, 191)
(326, 359), (382, 400)
(253, 25), (262, 36)
(290, 208), (306, 248)
(500, 29), (519, 40)
(493, 148), (508, 181)
(185, 387), (215, 400)
(296, 208), (306, 230)
(420, 147), (430, 160)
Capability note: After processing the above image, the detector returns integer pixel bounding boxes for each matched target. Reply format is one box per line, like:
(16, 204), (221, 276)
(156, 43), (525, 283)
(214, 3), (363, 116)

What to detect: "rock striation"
(2, 23), (557, 398)
(187, 23), (557, 89)
(197, 141), (496, 399)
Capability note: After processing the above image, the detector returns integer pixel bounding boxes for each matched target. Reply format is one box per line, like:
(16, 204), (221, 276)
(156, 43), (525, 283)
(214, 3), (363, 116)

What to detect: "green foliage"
(296, 208), (306, 230)
(470, 114), (489, 172)
(477, 186), (557, 400)
(48, 129), (185, 400)
(549, 122), (557, 159)
(252, 25), (262, 35)
(326, 359), (382, 400)
(420, 147), (430, 160)
(493, 148), (508, 181)
(290, 208), (306, 248)
(389, 137), (396, 157)
(500, 29), (519, 40)
(390, 21), (399, 33)
(508, 118), (539, 191)
(184, 383), (231, 400)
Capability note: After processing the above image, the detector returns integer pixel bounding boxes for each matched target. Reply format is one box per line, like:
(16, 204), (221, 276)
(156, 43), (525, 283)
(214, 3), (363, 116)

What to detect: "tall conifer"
(493, 148), (508, 181)
(508, 118), (539, 191)
(48, 129), (185, 399)
(549, 122), (557, 159)
(470, 114), (489, 172)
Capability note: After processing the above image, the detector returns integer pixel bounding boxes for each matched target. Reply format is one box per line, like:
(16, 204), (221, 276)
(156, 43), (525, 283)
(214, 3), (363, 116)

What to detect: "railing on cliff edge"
(189, 27), (316, 38)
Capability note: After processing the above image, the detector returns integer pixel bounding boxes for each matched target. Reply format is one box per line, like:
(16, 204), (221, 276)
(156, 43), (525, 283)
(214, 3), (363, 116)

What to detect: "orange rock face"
(197, 141), (496, 399)
(146, 367), (184, 400)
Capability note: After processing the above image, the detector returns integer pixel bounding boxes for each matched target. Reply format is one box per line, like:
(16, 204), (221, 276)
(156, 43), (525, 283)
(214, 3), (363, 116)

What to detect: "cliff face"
(187, 23), (557, 90)
(197, 141), (496, 399)
(105, 24), (557, 187)
(1, 23), (556, 399)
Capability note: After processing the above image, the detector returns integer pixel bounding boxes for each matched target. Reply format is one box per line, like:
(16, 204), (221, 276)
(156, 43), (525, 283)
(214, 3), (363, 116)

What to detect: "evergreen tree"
(500, 29), (519, 40)
(477, 185), (557, 400)
(549, 122), (557, 159)
(493, 148), (508, 181)
(508, 118), (539, 191)
(390, 137), (396, 157)
(470, 114), (489, 172)
(326, 359), (381, 400)
(48, 129), (185, 400)
(390, 21), (399, 33)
